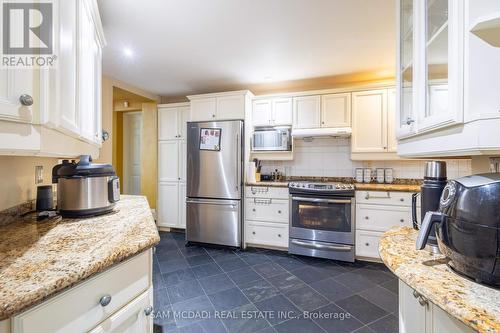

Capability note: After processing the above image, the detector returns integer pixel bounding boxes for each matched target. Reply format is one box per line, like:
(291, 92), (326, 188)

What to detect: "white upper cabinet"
(321, 93), (351, 128)
(352, 89), (388, 153)
(216, 94), (245, 120)
(293, 95), (321, 129)
(397, 0), (500, 157)
(188, 91), (251, 122)
(272, 98), (293, 126)
(158, 104), (189, 140)
(251, 97), (292, 127)
(190, 98), (216, 121)
(252, 99), (272, 126)
(387, 88), (398, 152)
(0, 0), (105, 157)
(0, 69), (35, 123)
(158, 107), (179, 140)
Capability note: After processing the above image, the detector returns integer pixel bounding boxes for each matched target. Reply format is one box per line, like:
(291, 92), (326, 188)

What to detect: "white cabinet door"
(217, 95), (245, 120)
(178, 183), (187, 229)
(351, 90), (388, 153)
(272, 98), (293, 126)
(178, 106), (190, 140)
(158, 107), (179, 140)
(252, 99), (272, 126)
(158, 141), (179, 182)
(78, 0), (102, 144)
(190, 98), (216, 121)
(179, 141), (187, 182)
(157, 182), (179, 227)
(399, 281), (429, 333)
(430, 302), (475, 333)
(89, 289), (152, 333)
(0, 69), (35, 123)
(387, 88), (398, 152)
(293, 96), (321, 129)
(321, 93), (351, 128)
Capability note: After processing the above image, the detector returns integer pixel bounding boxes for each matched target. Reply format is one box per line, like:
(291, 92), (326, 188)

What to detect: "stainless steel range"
(289, 182), (355, 262)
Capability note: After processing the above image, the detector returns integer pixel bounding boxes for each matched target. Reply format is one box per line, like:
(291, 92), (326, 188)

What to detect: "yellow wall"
(0, 156), (58, 211)
(140, 103), (158, 209)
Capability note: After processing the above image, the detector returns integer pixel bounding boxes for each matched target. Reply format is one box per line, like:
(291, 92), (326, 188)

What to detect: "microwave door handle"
(292, 197), (352, 204)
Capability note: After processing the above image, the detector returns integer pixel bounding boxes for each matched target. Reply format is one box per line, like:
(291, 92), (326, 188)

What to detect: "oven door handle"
(292, 196), (352, 204)
(291, 239), (352, 252)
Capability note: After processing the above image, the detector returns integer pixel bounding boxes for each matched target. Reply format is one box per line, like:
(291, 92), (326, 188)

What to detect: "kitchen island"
(0, 195), (160, 333)
(380, 226), (500, 333)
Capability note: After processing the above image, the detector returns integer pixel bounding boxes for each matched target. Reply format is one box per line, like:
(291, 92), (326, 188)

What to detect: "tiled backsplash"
(260, 138), (472, 180)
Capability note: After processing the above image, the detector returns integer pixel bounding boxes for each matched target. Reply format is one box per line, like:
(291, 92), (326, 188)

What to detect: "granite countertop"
(0, 195), (160, 320)
(379, 226), (500, 333)
(245, 180), (421, 192)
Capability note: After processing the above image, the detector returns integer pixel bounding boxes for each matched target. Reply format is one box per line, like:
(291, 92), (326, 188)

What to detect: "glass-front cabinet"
(396, 0), (464, 138)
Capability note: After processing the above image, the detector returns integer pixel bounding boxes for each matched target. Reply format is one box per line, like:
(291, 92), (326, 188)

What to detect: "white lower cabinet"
(244, 186), (289, 249)
(399, 281), (474, 333)
(8, 250), (153, 333)
(355, 191), (417, 260)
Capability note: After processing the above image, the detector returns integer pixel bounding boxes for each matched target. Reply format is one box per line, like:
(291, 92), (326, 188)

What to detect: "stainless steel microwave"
(251, 127), (291, 151)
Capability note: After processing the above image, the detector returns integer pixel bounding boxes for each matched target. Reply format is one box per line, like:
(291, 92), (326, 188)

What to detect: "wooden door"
(123, 112), (142, 195)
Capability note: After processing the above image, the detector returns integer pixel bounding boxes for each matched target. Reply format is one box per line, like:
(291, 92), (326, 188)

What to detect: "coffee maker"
(412, 161), (447, 253)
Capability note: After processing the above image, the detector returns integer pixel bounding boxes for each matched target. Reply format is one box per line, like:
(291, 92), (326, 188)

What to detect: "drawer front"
(89, 288), (152, 333)
(355, 230), (382, 259)
(355, 191), (414, 206)
(357, 204), (411, 232)
(245, 198), (289, 223)
(245, 186), (289, 199)
(13, 250), (152, 333)
(246, 221), (288, 248)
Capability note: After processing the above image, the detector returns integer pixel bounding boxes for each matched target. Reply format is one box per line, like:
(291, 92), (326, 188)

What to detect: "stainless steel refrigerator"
(186, 120), (243, 247)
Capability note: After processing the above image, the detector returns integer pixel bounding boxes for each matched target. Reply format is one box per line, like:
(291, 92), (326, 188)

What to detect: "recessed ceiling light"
(123, 47), (134, 58)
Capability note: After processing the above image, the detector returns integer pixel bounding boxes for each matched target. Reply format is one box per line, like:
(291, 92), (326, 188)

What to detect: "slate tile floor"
(153, 231), (398, 333)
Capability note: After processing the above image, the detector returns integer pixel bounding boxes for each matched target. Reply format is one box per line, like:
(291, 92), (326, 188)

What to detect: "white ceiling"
(98, 0), (396, 97)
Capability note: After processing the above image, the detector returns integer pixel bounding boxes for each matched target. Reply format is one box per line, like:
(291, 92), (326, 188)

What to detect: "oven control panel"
(289, 182), (355, 191)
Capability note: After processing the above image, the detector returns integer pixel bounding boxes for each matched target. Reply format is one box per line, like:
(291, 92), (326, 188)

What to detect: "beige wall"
(97, 75), (160, 164)
(140, 103), (158, 209)
(0, 156), (58, 211)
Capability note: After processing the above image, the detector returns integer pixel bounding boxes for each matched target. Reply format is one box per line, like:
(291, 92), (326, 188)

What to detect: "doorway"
(123, 112), (142, 195)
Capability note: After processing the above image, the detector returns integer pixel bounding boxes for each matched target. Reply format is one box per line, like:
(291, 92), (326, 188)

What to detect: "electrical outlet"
(35, 165), (43, 184)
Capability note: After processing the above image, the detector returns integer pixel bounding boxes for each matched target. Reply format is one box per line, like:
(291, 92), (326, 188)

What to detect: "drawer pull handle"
(365, 192), (391, 200)
(278, 234), (281, 237)
(252, 231), (256, 235)
(400, 198), (404, 202)
(99, 294), (112, 307)
(400, 219), (404, 223)
(365, 216), (369, 220)
(252, 208), (256, 212)
(278, 210), (282, 214)
(144, 306), (153, 316)
(365, 242), (370, 246)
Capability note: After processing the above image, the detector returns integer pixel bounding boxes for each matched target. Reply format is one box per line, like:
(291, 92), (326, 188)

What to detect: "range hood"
(291, 127), (352, 138)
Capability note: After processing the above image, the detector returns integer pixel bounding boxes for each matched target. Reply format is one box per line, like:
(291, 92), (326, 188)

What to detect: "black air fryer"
(412, 161), (447, 253)
(416, 173), (500, 286)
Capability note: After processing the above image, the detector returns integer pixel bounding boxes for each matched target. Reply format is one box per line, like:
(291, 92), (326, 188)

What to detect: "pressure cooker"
(52, 155), (120, 217)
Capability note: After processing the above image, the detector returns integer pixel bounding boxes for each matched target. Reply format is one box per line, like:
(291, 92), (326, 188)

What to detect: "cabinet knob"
(406, 118), (415, 125)
(99, 294), (112, 307)
(212, 114), (216, 118)
(19, 94), (33, 106)
(252, 208), (256, 212)
(365, 242), (370, 246)
(365, 216), (369, 220)
(321, 121), (325, 125)
(252, 231), (256, 235)
(278, 210), (282, 214)
(400, 219), (404, 223)
(144, 306), (153, 316)
(400, 198), (404, 202)
(278, 234), (281, 237)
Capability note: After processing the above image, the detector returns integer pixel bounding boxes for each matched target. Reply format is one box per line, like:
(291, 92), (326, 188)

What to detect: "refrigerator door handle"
(186, 199), (237, 208)
(236, 132), (239, 193)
